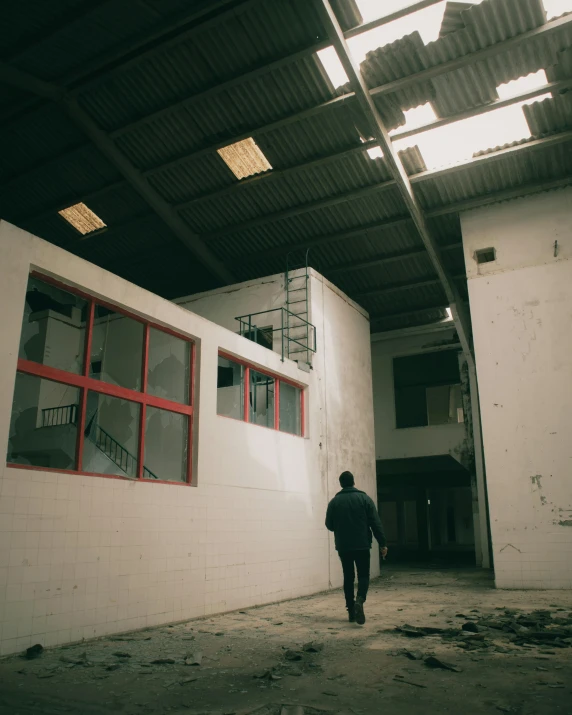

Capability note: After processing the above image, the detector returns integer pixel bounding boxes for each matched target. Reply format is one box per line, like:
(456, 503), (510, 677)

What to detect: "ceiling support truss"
(315, 0), (474, 360)
(0, 61), (235, 284)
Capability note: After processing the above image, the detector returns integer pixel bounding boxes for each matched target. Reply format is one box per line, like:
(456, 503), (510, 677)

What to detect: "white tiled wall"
(0, 221), (377, 654)
(461, 190), (572, 589)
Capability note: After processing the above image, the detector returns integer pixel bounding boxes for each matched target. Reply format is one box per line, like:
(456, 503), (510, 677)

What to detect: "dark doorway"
(377, 455), (476, 566)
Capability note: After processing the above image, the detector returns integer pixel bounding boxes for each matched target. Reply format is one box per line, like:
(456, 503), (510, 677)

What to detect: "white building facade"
(0, 221), (377, 656)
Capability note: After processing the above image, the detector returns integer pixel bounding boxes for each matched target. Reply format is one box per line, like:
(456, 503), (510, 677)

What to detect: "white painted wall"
(179, 268), (380, 587)
(370, 328), (467, 462)
(461, 188), (572, 589)
(0, 221), (377, 656)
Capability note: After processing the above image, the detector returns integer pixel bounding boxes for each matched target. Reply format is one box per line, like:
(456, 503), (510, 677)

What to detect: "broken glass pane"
(147, 328), (190, 404)
(279, 382), (301, 436)
(90, 305), (144, 391)
(144, 407), (188, 482)
(83, 392), (140, 478)
(18, 276), (87, 374)
(7, 373), (79, 470)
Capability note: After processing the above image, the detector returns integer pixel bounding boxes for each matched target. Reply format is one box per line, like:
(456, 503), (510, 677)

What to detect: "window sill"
(6, 462), (195, 486)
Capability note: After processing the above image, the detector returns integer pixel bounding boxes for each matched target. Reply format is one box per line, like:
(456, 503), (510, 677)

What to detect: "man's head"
(339, 471), (355, 488)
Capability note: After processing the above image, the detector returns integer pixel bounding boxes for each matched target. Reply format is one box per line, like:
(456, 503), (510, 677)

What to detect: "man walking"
(325, 471), (388, 625)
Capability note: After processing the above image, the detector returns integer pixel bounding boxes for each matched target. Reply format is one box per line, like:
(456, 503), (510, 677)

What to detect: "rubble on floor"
(0, 567), (571, 715)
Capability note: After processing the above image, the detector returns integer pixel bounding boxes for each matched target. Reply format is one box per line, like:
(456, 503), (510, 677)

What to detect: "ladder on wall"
(285, 251), (312, 366)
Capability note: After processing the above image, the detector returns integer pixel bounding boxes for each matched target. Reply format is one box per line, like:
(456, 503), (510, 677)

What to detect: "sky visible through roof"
(317, 0), (572, 170)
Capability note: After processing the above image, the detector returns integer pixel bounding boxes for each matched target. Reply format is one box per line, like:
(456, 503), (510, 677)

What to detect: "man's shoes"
(347, 606), (356, 623)
(355, 597), (366, 625)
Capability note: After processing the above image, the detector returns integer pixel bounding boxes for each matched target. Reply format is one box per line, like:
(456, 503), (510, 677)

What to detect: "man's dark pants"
(338, 549), (370, 610)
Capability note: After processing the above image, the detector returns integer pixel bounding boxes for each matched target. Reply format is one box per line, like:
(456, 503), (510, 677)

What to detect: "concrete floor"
(1, 566), (571, 715)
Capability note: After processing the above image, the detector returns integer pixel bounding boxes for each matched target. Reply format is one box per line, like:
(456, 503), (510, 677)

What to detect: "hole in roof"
(497, 70), (549, 102)
(390, 103), (438, 134)
(367, 145), (384, 160)
(217, 138), (272, 180)
(318, 1), (486, 89)
(316, 47), (349, 89)
(543, 0), (572, 18)
(445, 307), (453, 321)
(58, 203), (106, 235)
(392, 89), (552, 171)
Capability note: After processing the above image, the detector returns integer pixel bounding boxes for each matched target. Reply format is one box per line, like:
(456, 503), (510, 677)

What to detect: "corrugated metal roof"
(0, 0), (571, 331)
(361, 0), (570, 118)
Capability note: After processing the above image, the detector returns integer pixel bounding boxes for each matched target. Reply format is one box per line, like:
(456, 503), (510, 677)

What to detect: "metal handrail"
(41, 404), (78, 427)
(41, 404), (160, 480)
(89, 423), (160, 480)
(235, 306), (317, 363)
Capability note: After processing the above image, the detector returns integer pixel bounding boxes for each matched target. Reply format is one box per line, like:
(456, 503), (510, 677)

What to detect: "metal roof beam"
(326, 242), (462, 277)
(315, 0), (472, 357)
(0, 61), (235, 284)
(413, 131), (572, 184)
(143, 92), (356, 178)
(63, 98), (236, 284)
(108, 2), (443, 139)
(392, 79), (572, 141)
(236, 168), (572, 265)
(110, 39), (331, 139)
(203, 180), (397, 240)
(132, 16), (572, 182)
(0, 0), (263, 125)
(353, 273), (465, 302)
(344, 0), (444, 39)
(176, 140), (379, 211)
(235, 216), (413, 263)
(370, 302), (452, 324)
(5, 73), (568, 201)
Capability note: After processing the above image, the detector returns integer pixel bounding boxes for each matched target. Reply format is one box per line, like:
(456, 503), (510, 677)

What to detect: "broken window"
(8, 373), (79, 470)
(144, 407), (188, 483)
(249, 370), (275, 429)
(393, 350), (463, 429)
(217, 356), (244, 420)
(147, 328), (191, 404)
(279, 382), (302, 436)
(90, 305), (144, 391)
(8, 274), (194, 484)
(217, 351), (304, 436)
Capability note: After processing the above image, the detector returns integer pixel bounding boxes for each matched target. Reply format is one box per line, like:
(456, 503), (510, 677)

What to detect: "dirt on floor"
(1, 566), (572, 715)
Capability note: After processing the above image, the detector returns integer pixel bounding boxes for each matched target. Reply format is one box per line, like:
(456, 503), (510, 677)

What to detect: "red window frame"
(218, 350), (305, 437)
(8, 272), (195, 486)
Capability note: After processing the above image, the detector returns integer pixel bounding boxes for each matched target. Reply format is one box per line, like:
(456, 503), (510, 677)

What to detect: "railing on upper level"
(41, 403), (78, 427)
(235, 307), (316, 364)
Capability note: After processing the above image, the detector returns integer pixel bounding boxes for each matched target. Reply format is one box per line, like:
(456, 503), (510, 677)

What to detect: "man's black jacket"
(325, 487), (387, 552)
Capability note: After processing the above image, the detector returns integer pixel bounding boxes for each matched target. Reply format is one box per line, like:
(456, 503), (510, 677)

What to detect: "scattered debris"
(113, 652), (131, 659)
(424, 656), (462, 673)
(284, 650), (303, 662)
(184, 652), (202, 666)
(151, 658), (176, 665)
(404, 650), (424, 661)
(25, 644), (44, 660)
(393, 675), (427, 688)
(462, 622), (480, 633)
(303, 642), (324, 653)
(106, 664), (121, 672)
(59, 652), (87, 666)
